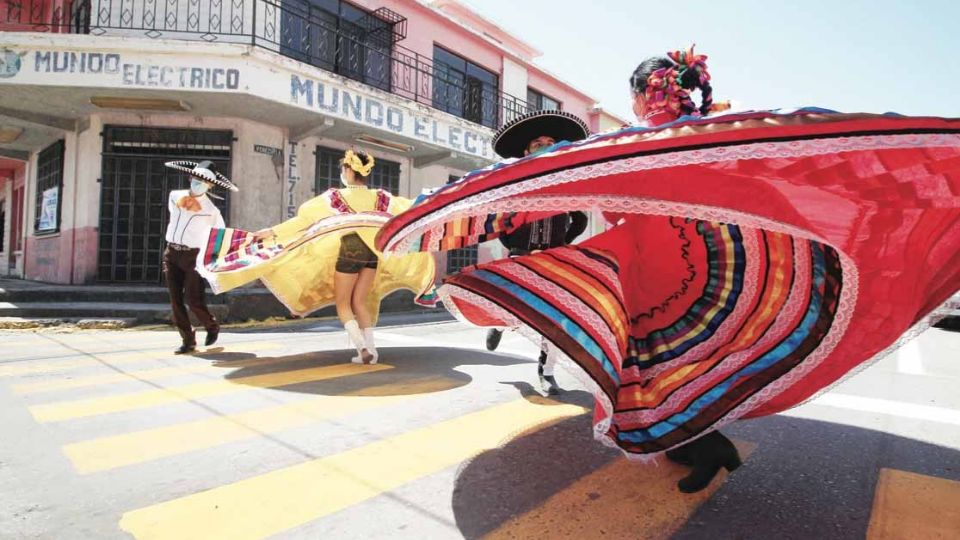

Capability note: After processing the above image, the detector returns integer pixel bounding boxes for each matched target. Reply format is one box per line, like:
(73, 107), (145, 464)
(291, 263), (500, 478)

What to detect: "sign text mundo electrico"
(289, 74), (492, 158)
(32, 51), (240, 89)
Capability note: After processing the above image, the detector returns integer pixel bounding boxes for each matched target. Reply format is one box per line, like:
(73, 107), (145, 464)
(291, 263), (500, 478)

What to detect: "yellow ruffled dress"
(198, 186), (438, 320)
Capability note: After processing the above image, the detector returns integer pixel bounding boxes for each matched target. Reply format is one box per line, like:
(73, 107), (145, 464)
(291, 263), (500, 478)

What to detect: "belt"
(167, 243), (199, 252)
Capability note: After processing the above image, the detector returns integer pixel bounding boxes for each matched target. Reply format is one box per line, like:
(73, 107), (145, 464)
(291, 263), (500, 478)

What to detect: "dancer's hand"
(252, 228), (276, 242)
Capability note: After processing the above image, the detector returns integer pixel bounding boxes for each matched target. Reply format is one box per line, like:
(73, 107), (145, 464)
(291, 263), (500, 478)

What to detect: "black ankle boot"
(677, 431), (742, 494)
(665, 441), (695, 466)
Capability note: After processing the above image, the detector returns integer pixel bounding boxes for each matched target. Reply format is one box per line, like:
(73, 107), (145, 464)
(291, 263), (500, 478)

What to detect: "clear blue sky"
(463, 0), (959, 121)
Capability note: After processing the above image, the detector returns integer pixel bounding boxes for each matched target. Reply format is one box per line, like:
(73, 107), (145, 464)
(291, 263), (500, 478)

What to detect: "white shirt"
(165, 190), (225, 249)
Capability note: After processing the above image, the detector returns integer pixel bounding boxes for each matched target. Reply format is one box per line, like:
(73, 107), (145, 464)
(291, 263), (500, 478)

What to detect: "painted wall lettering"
(32, 50), (239, 90)
(286, 142), (300, 219)
(288, 74), (492, 159)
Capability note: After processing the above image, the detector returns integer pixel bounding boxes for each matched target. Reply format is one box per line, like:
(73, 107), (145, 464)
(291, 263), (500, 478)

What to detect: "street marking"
(484, 440), (755, 540)
(811, 394), (960, 427)
(12, 347), (379, 394)
(12, 364), (215, 394)
(866, 468), (960, 539)
(29, 363), (393, 422)
(119, 397), (587, 540)
(0, 342), (281, 377)
(64, 376), (457, 474)
(373, 332), (433, 344)
(895, 338), (925, 375)
(1, 335), (182, 351)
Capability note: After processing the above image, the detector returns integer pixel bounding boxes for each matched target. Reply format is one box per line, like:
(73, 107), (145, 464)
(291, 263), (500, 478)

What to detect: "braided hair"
(629, 45), (713, 118)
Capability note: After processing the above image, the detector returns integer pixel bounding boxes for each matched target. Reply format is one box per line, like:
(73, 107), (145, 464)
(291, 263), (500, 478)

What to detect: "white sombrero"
(164, 160), (238, 192)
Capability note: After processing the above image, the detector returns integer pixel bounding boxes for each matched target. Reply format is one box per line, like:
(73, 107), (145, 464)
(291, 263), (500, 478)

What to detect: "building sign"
(0, 41), (496, 159)
(0, 48), (25, 78)
(289, 75), (493, 160)
(286, 142), (300, 219)
(33, 51), (241, 89)
(254, 144), (282, 157)
(38, 187), (58, 232)
(0, 49), (242, 90)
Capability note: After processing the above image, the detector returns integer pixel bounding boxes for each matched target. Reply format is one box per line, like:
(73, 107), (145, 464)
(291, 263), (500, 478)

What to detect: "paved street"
(1, 315), (958, 539)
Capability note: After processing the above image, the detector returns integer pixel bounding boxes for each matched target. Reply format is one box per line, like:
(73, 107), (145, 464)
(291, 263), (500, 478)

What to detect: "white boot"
(344, 320), (373, 364)
(363, 328), (378, 364)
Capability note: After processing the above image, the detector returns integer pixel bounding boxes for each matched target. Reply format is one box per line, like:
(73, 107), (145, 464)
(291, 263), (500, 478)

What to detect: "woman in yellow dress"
(197, 149), (437, 364)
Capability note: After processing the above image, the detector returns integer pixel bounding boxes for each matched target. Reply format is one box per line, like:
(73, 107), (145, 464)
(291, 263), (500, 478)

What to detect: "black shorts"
(336, 233), (379, 273)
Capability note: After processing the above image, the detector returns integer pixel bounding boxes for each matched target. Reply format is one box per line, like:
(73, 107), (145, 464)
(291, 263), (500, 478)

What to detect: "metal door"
(97, 126), (232, 283)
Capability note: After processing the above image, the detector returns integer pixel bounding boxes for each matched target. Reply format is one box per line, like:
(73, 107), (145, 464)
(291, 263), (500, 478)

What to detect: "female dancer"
(200, 149), (437, 363)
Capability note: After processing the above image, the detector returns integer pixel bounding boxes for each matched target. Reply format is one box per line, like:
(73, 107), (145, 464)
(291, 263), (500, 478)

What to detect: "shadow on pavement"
(195, 346), (528, 397)
(451, 409), (960, 540)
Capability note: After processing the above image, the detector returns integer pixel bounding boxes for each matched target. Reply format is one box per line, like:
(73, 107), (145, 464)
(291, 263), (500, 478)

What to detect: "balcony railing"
(1, 0), (534, 129)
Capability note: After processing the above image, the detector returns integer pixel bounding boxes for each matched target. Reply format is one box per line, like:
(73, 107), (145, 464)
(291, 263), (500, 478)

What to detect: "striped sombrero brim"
(493, 110), (590, 159)
(164, 160), (238, 192)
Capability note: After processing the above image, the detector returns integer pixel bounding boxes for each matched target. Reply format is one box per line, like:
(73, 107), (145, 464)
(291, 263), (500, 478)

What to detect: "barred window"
(34, 140), (64, 234)
(445, 175), (478, 273)
(315, 146), (400, 195)
(527, 88), (561, 111)
(446, 245), (478, 274)
(432, 46), (500, 129)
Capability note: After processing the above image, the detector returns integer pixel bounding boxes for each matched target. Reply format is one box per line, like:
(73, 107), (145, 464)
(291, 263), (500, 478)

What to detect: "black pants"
(163, 247), (219, 345)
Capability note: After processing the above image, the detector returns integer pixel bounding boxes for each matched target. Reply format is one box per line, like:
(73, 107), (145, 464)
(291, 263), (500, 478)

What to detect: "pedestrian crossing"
(1, 328), (958, 539)
(119, 397), (587, 540)
(64, 376), (459, 474)
(28, 363), (393, 422)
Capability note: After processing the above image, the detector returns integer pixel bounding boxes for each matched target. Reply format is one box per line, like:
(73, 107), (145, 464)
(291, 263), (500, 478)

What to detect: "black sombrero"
(164, 160), (238, 192)
(492, 109), (590, 159)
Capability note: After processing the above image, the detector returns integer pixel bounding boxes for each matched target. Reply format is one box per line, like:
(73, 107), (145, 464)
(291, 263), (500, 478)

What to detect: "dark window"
(447, 245), (478, 274)
(280, 0), (392, 91)
(315, 146), (401, 195)
(34, 140), (64, 234)
(527, 88), (561, 111)
(432, 46), (499, 128)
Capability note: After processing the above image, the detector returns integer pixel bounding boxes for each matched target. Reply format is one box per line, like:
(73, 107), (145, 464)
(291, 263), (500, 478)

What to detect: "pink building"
(0, 0), (626, 284)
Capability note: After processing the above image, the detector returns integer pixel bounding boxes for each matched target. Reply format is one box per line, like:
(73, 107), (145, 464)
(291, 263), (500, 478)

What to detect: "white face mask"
(190, 179), (209, 195)
(340, 171), (350, 187)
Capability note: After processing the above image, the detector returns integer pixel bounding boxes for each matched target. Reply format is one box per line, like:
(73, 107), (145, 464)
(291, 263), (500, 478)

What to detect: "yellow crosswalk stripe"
(484, 439), (756, 540)
(119, 397), (587, 540)
(30, 363), (393, 422)
(12, 348), (365, 394)
(13, 364), (215, 395)
(0, 342), (281, 377)
(867, 468), (960, 539)
(64, 376), (458, 474)
(1, 335), (185, 351)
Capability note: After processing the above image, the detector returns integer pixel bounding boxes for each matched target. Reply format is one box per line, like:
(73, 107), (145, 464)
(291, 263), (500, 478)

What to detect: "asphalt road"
(1, 316), (958, 539)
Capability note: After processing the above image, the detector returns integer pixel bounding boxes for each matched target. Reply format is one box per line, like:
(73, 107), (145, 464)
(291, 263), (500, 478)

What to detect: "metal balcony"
(1, 0), (533, 129)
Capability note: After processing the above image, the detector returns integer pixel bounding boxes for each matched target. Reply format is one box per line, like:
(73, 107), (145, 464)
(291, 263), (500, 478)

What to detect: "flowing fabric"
(200, 187), (438, 320)
(375, 108), (960, 458)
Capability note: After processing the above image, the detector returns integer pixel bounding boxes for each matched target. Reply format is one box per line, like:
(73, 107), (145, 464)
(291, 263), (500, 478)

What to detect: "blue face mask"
(190, 179), (209, 195)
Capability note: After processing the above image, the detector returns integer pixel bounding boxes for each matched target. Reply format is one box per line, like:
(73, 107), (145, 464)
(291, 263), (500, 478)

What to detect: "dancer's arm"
(264, 194), (333, 240)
